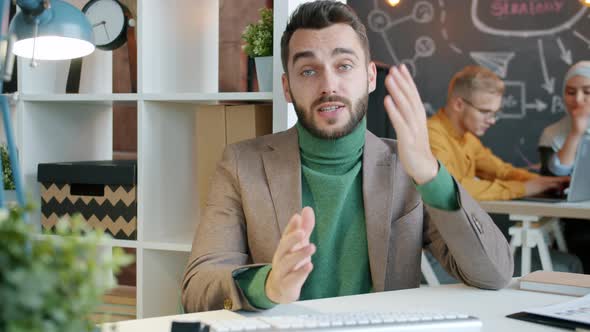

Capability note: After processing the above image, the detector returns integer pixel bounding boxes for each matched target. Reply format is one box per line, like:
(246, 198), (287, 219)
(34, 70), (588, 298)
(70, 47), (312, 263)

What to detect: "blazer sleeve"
(422, 179), (514, 290)
(181, 145), (262, 313)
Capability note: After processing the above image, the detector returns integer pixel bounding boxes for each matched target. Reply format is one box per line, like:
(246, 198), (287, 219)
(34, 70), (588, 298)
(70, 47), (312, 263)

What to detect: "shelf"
(143, 92), (273, 103)
(15, 93), (271, 104)
(36, 234), (139, 249)
(18, 93), (138, 103)
(104, 239), (141, 248)
(14, 0), (284, 320)
(142, 241), (192, 252)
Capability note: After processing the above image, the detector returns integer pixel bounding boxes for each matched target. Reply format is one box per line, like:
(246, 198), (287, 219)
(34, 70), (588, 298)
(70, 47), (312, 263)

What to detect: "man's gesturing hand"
(265, 207), (316, 304)
(384, 65), (439, 185)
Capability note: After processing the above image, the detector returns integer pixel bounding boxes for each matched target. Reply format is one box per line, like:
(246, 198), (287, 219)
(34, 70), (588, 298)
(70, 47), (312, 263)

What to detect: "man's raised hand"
(384, 64), (439, 185)
(265, 207), (316, 304)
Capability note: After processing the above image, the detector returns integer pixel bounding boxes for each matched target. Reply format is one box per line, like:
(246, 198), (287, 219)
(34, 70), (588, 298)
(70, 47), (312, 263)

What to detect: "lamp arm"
(15, 0), (45, 13)
(15, 0), (52, 25)
(3, 33), (15, 80)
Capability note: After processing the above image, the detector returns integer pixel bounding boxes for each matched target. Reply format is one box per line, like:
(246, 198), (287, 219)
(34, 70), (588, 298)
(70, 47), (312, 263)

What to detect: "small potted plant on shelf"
(242, 7), (273, 92)
(0, 205), (133, 332)
(1, 144), (15, 189)
(1, 144), (16, 203)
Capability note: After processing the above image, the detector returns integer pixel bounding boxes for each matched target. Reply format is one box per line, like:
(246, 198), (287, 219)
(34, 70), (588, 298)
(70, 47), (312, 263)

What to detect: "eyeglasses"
(461, 98), (500, 121)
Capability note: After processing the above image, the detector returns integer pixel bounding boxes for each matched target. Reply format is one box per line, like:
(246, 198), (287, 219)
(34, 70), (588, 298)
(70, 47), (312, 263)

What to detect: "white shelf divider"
(36, 234), (140, 249)
(143, 92), (272, 103)
(19, 93), (138, 103)
(142, 241), (193, 253)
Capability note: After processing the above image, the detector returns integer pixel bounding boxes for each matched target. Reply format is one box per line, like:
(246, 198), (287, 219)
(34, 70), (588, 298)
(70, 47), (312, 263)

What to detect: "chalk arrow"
(537, 39), (555, 94)
(526, 99), (547, 112)
(556, 37), (572, 65)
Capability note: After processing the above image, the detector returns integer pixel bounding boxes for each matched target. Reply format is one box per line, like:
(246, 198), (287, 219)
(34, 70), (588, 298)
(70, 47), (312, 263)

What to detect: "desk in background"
(480, 200), (590, 275)
(480, 200), (590, 220)
(102, 280), (575, 332)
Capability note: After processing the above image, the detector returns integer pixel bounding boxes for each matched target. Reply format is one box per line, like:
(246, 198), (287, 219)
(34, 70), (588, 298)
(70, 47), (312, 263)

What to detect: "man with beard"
(182, 1), (513, 312)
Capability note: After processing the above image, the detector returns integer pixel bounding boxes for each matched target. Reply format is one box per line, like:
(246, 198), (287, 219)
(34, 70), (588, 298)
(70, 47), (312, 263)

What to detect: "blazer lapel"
(363, 131), (395, 291)
(262, 127), (302, 235)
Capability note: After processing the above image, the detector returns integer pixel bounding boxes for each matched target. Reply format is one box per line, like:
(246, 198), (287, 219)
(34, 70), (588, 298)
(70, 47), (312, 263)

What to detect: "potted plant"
(1, 144), (16, 202)
(242, 7), (273, 92)
(0, 205), (133, 332)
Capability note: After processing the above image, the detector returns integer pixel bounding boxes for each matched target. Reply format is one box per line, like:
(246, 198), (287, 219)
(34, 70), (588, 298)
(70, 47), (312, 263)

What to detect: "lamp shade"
(9, 0), (95, 60)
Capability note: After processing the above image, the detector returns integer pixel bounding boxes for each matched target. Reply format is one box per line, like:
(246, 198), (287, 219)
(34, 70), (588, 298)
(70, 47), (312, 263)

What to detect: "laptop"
(520, 134), (590, 203)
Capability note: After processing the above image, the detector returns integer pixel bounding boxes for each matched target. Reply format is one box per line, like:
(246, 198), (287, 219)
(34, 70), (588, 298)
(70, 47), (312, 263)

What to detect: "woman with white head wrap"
(538, 61), (590, 274)
(538, 61), (590, 176)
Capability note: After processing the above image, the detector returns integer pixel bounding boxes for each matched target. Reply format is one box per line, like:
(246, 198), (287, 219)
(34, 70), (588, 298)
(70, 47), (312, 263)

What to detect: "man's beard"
(293, 93), (369, 139)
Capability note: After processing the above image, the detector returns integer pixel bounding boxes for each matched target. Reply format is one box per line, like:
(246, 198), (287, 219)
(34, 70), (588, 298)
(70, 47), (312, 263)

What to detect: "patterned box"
(37, 160), (137, 240)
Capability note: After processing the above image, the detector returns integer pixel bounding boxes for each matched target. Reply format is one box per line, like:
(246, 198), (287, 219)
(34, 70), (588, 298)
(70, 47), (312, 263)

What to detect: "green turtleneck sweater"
(235, 118), (458, 309)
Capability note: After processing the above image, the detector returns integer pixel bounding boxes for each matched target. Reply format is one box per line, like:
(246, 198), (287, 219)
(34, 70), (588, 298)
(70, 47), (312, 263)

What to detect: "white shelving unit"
(13, 0), (313, 320)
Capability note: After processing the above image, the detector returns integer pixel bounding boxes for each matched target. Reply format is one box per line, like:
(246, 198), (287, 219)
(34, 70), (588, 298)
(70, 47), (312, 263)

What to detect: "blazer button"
(224, 298), (233, 310)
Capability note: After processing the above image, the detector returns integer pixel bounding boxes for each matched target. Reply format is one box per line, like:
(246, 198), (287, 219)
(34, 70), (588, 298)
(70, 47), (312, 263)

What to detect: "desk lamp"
(0, 0), (94, 208)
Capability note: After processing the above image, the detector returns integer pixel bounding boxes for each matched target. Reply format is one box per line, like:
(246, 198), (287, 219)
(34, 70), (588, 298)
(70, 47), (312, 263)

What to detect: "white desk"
(480, 200), (590, 220)
(480, 200), (590, 275)
(103, 280), (576, 332)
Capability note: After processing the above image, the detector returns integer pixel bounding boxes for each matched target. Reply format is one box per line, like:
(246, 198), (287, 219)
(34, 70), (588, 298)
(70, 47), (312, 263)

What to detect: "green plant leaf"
(241, 8), (273, 57)
(0, 206), (134, 332)
(0, 145), (15, 190)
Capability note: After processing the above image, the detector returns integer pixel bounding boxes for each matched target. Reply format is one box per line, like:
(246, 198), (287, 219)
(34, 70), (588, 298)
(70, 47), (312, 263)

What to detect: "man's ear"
(368, 61), (377, 93)
(449, 96), (464, 113)
(282, 73), (293, 103)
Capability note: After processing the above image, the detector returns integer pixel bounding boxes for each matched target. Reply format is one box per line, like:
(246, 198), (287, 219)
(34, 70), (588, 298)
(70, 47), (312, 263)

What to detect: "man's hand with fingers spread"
(265, 207), (316, 304)
(383, 64), (439, 185)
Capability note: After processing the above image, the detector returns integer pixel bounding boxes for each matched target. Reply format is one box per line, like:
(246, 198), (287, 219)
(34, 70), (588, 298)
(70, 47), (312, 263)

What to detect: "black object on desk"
(507, 311), (590, 330)
(171, 321), (210, 332)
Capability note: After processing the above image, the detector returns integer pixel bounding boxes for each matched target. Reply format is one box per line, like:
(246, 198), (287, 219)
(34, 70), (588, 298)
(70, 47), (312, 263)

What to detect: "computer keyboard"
(202, 311), (482, 332)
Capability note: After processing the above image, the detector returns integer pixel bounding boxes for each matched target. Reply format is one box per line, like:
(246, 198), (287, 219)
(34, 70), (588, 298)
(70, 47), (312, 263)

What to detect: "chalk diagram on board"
(366, 0), (589, 120)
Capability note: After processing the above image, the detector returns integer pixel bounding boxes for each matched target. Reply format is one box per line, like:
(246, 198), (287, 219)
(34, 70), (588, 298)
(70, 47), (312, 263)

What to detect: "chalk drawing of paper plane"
(471, 52), (514, 78)
(471, 0), (587, 38)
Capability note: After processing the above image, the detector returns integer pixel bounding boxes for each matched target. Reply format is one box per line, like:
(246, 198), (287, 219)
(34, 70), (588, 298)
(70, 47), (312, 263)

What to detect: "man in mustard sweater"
(427, 66), (568, 201)
(425, 66), (581, 282)
(182, 1), (513, 312)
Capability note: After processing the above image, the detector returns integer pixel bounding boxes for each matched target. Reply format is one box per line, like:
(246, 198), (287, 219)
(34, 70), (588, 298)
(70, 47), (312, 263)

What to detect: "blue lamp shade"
(9, 0), (95, 60)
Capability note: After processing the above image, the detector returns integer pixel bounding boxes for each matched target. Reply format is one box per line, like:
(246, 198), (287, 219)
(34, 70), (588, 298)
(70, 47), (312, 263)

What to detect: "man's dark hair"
(280, 1), (371, 74)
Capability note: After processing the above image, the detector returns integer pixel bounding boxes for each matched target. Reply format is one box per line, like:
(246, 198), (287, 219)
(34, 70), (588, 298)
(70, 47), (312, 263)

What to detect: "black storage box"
(37, 160), (137, 240)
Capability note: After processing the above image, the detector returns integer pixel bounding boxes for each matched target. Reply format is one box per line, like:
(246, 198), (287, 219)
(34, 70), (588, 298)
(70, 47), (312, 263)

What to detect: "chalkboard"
(351, 0), (590, 167)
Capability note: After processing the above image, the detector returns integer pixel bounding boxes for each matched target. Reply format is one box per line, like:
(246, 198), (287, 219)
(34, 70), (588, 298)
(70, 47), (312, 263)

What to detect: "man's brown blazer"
(182, 127), (514, 312)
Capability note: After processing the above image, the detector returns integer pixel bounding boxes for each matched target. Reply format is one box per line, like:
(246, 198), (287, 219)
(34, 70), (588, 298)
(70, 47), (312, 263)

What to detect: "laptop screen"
(567, 134), (590, 202)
